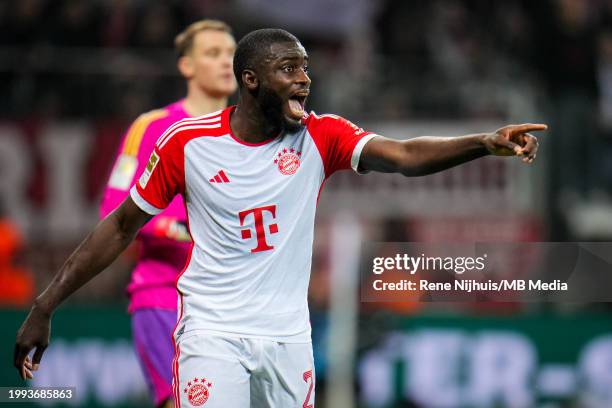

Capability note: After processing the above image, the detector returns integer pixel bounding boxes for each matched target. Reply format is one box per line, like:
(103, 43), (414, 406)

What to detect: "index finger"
(508, 123), (548, 135)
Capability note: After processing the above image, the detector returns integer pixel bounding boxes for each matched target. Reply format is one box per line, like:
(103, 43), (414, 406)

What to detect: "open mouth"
(287, 92), (308, 119)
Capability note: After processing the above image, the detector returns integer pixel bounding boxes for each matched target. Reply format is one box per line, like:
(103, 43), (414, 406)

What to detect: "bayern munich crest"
(184, 377), (212, 406)
(274, 147), (301, 175)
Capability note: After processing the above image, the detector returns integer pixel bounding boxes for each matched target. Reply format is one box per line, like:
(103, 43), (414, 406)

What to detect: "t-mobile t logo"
(239, 205), (279, 253)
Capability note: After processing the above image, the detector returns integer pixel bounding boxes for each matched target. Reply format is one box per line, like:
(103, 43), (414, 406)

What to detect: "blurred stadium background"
(1, 0), (612, 407)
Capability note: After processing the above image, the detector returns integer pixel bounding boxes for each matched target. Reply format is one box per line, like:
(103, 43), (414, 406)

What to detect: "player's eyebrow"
(278, 54), (308, 64)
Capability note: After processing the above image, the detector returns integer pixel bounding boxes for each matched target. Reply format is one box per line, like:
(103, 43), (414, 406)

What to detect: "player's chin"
(282, 113), (304, 131)
(221, 78), (238, 93)
(201, 76), (235, 93)
(222, 83), (238, 94)
(211, 83), (237, 97)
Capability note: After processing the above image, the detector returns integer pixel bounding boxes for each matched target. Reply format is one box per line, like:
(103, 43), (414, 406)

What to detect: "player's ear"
(177, 55), (194, 79)
(242, 69), (258, 91)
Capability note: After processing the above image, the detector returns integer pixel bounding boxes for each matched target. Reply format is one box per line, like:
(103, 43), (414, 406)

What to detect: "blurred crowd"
(0, 0), (609, 120)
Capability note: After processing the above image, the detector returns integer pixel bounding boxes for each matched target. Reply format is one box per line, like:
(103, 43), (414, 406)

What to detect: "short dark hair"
(233, 28), (300, 87)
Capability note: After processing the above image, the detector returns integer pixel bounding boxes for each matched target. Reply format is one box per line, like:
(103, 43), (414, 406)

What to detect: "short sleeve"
(306, 113), (378, 177)
(130, 139), (184, 215)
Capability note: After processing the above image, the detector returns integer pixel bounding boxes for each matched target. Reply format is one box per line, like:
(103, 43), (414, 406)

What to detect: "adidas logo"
(209, 170), (230, 183)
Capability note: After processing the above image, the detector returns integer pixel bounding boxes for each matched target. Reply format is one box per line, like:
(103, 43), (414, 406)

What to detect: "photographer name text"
(372, 279), (568, 292)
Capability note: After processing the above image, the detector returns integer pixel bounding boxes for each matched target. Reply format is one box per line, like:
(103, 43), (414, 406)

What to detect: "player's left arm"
(359, 123), (547, 176)
(14, 198), (152, 380)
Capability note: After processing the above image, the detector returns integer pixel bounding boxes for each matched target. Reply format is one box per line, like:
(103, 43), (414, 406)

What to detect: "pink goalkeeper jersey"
(100, 100), (192, 313)
(130, 106), (377, 342)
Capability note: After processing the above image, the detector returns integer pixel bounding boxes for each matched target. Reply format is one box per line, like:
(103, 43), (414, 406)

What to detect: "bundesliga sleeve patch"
(139, 151), (159, 188)
(108, 154), (138, 190)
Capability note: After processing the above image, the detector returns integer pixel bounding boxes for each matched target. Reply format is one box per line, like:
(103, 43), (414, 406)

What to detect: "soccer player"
(100, 19), (235, 408)
(15, 29), (546, 407)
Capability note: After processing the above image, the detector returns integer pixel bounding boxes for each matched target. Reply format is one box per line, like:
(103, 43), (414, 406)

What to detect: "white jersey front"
(130, 106), (375, 343)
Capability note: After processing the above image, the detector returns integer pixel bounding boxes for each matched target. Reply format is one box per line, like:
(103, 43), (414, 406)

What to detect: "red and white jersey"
(130, 106), (376, 342)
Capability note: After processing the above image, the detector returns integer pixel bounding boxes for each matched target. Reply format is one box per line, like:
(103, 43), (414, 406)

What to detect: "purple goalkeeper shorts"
(132, 309), (177, 407)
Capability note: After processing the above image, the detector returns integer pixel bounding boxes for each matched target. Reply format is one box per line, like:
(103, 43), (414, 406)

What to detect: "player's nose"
(295, 69), (310, 86)
(223, 52), (233, 67)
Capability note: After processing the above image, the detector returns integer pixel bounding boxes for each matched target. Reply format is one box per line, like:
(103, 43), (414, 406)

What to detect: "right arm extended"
(14, 197), (152, 379)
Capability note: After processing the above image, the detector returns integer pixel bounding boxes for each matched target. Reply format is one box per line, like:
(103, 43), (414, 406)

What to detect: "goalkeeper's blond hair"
(175, 20), (232, 57)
